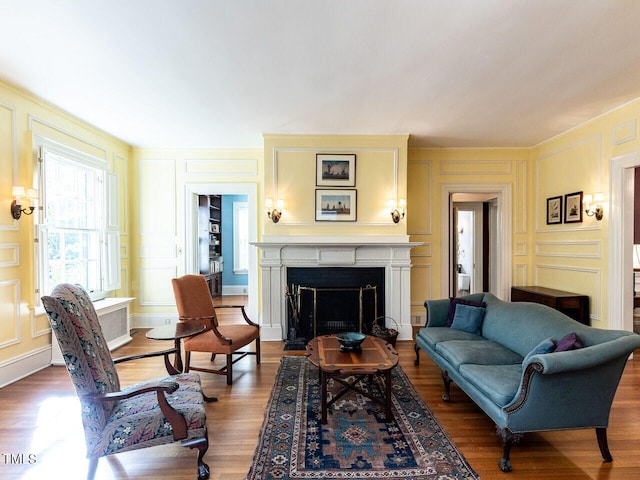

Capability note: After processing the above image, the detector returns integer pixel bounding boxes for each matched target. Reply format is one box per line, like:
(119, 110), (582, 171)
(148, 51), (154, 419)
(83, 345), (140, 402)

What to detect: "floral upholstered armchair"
(42, 284), (211, 480)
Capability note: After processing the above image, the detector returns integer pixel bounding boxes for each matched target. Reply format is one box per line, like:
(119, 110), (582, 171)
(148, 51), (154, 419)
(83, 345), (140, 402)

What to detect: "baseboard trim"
(222, 285), (249, 295)
(0, 346), (52, 388)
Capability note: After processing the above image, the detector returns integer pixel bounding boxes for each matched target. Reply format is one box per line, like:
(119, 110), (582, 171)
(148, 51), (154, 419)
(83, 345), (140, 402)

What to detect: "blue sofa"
(414, 292), (640, 472)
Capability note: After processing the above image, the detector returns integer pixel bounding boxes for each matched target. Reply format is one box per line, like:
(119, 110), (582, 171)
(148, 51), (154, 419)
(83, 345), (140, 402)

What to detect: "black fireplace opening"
(285, 267), (385, 348)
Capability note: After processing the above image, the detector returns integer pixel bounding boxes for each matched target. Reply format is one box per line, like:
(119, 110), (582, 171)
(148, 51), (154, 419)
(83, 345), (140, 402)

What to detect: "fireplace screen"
(285, 284), (378, 349)
(284, 267), (385, 349)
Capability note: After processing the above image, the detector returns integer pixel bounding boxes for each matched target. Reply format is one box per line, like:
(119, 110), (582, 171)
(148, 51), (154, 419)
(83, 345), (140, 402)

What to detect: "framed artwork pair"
(315, 154), (356, 222)
(547, 191), (583, 224)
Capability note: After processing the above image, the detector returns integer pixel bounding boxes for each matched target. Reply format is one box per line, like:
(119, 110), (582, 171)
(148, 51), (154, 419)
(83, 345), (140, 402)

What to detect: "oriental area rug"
(246, 356), (478, 480)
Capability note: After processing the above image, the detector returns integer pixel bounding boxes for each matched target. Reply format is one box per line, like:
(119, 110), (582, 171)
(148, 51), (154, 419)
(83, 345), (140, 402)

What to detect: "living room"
(2, 2), (640, 479)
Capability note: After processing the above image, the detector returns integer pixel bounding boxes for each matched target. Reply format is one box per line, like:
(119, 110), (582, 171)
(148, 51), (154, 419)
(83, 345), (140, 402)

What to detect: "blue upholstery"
(415, 292), (640, 470)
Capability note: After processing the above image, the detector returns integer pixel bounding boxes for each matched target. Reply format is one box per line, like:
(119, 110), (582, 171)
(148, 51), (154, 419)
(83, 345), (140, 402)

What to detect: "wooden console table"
(511, 286), (590, 326)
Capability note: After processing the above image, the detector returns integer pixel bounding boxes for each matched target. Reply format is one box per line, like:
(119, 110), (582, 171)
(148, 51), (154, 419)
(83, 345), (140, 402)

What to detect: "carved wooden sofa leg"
(182, 433), (210, 480)
(497, 427), (524, 472)
(441, 370), (452, 401)
(596, 427), (613, 462)
(414, 343), (421, 365)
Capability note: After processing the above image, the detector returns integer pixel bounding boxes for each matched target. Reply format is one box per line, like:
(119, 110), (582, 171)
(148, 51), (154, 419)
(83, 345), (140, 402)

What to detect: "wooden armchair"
(42, 284), (210, 480)
(171, 274), (260, 385)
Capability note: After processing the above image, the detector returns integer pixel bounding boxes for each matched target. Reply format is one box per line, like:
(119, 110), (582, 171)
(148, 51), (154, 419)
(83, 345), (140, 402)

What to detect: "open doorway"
(451, 194), (497, 297)
(184, 183), (259, 322)
(610, 151), (640, 333)
(441, 184), (511, 300)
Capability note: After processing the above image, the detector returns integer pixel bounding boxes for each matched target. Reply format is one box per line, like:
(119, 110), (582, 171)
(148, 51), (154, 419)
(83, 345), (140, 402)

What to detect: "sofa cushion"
(451, 304), (485, 335)
(435, 339), (523, 368)
(459, 364), (523, 407)
(554, 332), (584, 352)
(417, 327), (485, 349)
(447, 297), (487, 326)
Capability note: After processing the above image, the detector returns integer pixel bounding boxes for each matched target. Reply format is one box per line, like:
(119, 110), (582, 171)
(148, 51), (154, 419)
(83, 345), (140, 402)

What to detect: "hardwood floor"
(1, 304), (640, 479)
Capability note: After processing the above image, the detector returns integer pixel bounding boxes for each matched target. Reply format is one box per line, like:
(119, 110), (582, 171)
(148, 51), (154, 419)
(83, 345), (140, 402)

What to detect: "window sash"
(35, 138), (120, 302)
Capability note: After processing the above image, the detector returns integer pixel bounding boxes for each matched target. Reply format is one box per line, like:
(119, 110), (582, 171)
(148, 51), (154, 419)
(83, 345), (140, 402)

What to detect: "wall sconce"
(391, 199), (406, 224)
(10, 186), (38, 220)
(266, 198), (283, 223)
(583, 193), (604, 221)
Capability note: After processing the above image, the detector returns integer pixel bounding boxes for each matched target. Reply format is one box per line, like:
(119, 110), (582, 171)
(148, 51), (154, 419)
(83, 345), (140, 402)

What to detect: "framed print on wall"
(546, 196), (562, 225)
(316, 154), (356, 187)
(564, 191), (583, 223)
(315, 189), (357, 221)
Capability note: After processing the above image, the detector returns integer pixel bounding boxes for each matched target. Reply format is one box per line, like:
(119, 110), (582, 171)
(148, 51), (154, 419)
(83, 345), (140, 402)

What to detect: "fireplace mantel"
(252, 236), (421, 341)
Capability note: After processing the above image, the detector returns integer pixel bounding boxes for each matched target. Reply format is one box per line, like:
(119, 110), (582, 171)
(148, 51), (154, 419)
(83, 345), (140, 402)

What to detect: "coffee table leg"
(321, 370), (328, 424)
(385, 371), (392, 421)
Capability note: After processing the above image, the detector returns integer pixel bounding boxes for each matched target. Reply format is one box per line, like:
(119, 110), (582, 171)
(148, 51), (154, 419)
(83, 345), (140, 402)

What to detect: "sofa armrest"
(524, 335), (640, 375)
(424, 298), (451, 327)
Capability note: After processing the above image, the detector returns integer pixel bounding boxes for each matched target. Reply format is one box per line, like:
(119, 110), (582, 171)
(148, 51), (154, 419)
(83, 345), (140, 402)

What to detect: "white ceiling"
(2, 0), (640, 149)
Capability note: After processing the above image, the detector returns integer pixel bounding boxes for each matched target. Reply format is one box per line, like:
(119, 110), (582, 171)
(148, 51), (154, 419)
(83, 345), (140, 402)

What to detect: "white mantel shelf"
(252, 237), (422, 342)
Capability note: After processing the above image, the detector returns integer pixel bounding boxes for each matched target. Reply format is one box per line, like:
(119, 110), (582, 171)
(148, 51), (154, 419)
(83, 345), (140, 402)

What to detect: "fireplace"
(285, 267), (384, 348)
(253, 236), (420, 343)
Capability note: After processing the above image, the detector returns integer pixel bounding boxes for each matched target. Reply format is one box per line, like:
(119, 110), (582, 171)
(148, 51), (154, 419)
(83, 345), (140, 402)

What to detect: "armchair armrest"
(83, 380), (189, 440)
(83, 380), (179, 402)
(215, 304), (260, 327)
(114, 348), (184, 376)
(180, 315), (232, 345)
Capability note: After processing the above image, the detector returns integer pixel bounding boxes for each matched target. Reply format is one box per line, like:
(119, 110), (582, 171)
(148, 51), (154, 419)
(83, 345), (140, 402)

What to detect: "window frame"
(34, 136), (120, 305)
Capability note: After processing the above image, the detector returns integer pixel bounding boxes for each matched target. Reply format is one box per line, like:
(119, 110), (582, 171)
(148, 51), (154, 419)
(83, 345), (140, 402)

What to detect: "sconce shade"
(10, 185), (37, 220)
(266, 198), (283, 223)
(390, 198), (406, 223)
(584, 192), (604, 221)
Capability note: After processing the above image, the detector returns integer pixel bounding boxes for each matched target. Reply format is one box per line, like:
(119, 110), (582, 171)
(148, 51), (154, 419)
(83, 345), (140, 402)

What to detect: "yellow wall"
(4, 75), (640, 386)
(262, 134), (409, 237)
(407, 147), (530, 319)
(129, 147), (263, 324)
(531, 98), (640, 328)
(0, 80), (130, 381)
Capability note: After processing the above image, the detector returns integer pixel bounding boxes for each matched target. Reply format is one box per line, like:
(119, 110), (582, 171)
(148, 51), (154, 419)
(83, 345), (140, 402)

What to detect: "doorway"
(184, 183), (259, 322)
(452, 196), (497, 297)
(441, 184), (511, 300)
(609, 151), (640, 333)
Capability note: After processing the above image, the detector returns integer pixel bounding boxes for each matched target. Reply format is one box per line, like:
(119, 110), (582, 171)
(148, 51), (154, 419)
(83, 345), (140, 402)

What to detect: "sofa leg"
(497, 427), (523, 473)
(596, 427), (613, 462)
(414, 343), (420, 365)
(441, 370), (452, 402)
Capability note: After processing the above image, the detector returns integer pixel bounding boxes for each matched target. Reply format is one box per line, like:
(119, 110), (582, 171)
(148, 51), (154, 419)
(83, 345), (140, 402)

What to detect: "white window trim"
(33, 136), (120, 306)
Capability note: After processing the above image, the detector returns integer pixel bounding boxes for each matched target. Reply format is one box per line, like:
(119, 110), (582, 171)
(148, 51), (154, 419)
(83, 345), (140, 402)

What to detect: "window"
(36, 138), (120, 302)
(233, 201), (249, 274)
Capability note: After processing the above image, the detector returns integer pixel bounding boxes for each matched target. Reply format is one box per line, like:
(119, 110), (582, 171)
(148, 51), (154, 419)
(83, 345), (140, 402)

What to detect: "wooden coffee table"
(306, 334), (399, 424)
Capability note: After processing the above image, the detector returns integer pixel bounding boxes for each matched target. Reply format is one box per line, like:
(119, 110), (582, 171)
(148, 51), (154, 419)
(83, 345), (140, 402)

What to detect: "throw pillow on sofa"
(450, 304), (486, 335)
(554, 332), (584, 352)
(447, 298), (487, 326)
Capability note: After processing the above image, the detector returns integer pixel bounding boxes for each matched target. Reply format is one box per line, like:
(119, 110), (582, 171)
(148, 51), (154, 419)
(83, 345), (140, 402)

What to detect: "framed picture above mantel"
(316, 154), (356, 187)
(315, 189), (357, 222)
